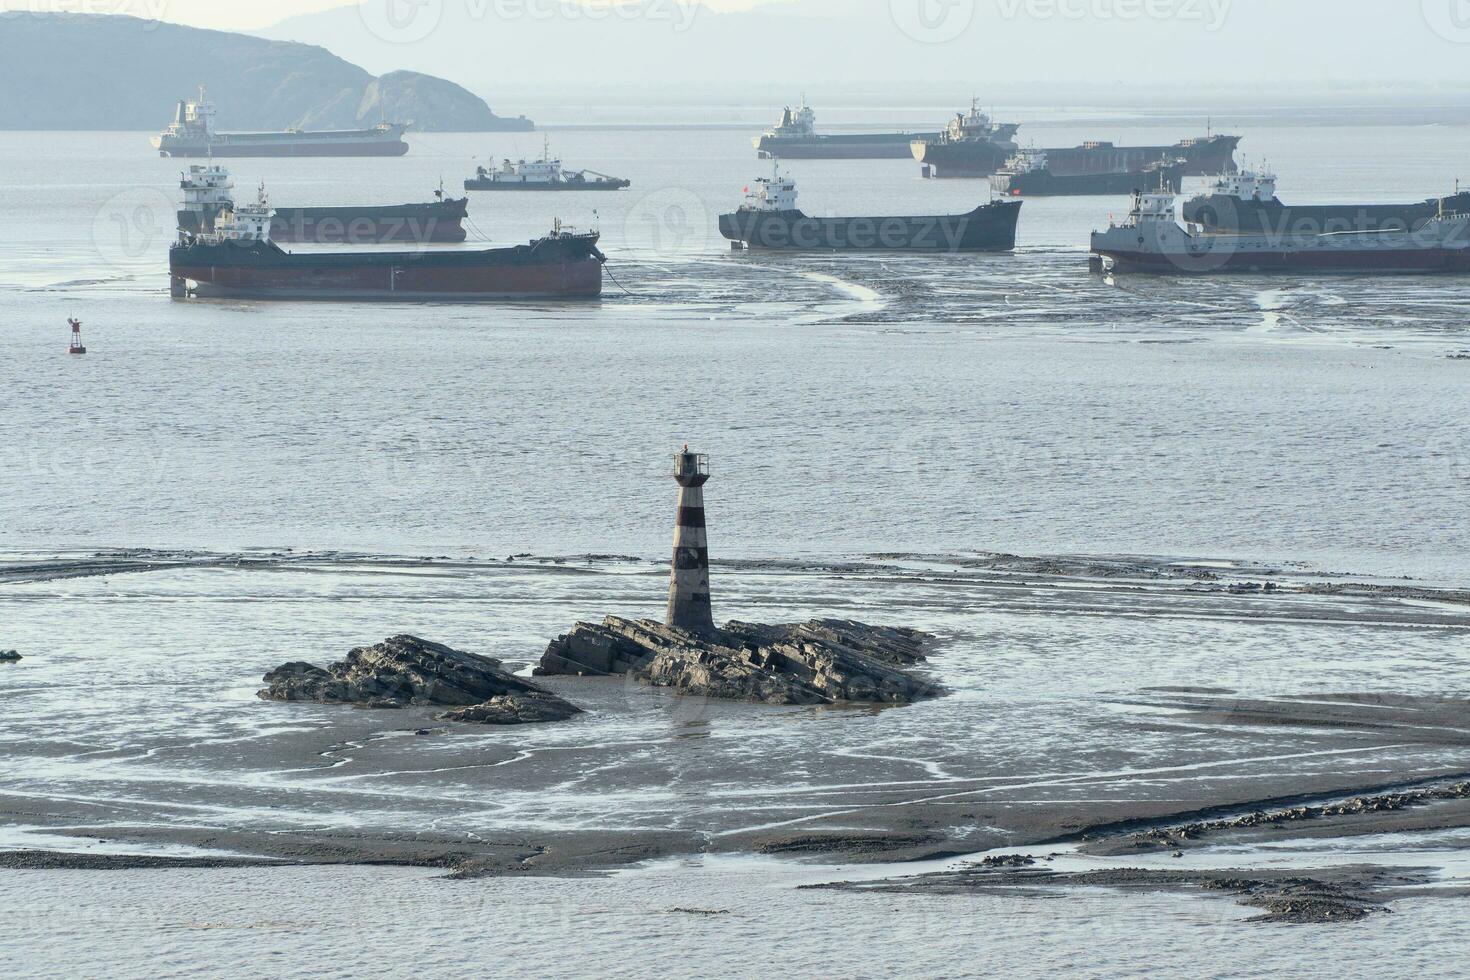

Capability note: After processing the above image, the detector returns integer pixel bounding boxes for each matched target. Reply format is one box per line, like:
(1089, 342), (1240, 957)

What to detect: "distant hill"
(0, 13), (533, 131)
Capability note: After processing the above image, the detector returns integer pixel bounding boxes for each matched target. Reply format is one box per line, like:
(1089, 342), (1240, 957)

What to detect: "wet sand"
(4, 550), (1469, 892)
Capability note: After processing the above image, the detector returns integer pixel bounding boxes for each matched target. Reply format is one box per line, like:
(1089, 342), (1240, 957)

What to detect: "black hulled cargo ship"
(910, 101), (1021, 178)
(1180, 171), (1470, 235)
(171, 186), (604, 300)
(1091, 187), (1470, 275)
(177, 166), (469, 244)
(720, 165), (1020, 252)
(911, 100), (1239, 180)
(990, 150), (1190, 197)
(752, 98), (940, 160)
(153, 89), (409, 159)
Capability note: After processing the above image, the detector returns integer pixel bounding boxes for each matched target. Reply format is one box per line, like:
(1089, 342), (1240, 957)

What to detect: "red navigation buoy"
(68, 318), (87, 355)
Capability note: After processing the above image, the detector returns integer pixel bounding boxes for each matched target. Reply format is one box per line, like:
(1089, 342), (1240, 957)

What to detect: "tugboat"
(152, 88), (410, 158)
(719, 161), (1021, 252)
(171, 183), (606, 300)
(990, 149), (1191, 197)
(1180, 170), (1470, 236)
(176, 165), (470, 243)
(1091, 188), (1470, 274)
(752, 97), (940, 160)
(465, 139), (630, 191)
(911, 100), (1022, 179)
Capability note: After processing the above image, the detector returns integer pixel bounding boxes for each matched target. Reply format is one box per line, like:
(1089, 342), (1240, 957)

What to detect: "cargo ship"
(910, 100), (1022, 178)
(152, 89), (410, 158)
(1180, 170), (1470, 236)
(912, 102), (1239, 180)
(465, 139), (630, 191)
(719, 164), (1020, 252)
(170, 185), (605, 300)
(176, 166), (468, 244)
(990, 150), (1190, 197)
(1090, 188), (1470, 274)
(752, 98), (940, 160)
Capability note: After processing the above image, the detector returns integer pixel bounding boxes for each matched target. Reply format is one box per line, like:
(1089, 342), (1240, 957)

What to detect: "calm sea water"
(3, 105), (1470, 976)
(2, 117), (1469, 578)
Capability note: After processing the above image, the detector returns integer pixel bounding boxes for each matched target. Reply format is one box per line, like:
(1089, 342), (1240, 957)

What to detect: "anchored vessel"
(177, 166), (469, 244)
(990, 149), (1190, 197)
(719, 164), (1021, 251)
(912, 101), (1239, 180)
(1091, 188), (1470, 274)
(752, 98), (940, 160)
(910, 101), (1022, 178)
(465, 140), (630, 191)
(1180, 170), (1470, 235)
(152, 89), (409, 159)
(170, 185), (605, 300)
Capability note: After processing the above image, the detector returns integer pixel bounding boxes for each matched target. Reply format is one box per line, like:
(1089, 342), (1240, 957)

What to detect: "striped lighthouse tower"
(666, 446), (715, 635)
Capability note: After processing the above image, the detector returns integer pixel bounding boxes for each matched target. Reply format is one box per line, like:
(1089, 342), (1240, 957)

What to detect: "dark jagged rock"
(756, 832), (943, 856)
(260, 635), (582, 726)
(537, 617), (938, 706)
(437, 692), (582, 725)
(0, 650), (21, 663)
(1120, 781), (1470, 853)
(978, 854), (1037, 868)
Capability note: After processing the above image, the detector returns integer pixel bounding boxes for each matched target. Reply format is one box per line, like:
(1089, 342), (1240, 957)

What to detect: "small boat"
(720, 163), (1021, 252)
(465, 138), (630, 191)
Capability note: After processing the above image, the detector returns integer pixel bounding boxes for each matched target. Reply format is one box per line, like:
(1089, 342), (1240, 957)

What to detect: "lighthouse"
(666, 446), (715, 635)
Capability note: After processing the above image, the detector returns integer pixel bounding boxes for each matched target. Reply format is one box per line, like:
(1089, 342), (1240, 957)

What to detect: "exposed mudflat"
(815, 862), (1427, 924)
(3, 550), (1469, 896)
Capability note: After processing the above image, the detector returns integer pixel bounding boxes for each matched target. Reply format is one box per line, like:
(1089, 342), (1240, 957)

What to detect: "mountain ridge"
(0, 12), (533, 132)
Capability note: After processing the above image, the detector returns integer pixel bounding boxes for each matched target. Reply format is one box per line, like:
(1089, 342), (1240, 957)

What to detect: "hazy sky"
(0, 0), (768, 31)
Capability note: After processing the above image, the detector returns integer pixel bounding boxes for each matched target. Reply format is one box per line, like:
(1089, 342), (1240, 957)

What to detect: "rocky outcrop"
(438, 692), (582, 725)
(538, 617), (938, 706)
(0, 650), (21, 663)
(363, 71), (533, 132)
(260, 635), (582, 726)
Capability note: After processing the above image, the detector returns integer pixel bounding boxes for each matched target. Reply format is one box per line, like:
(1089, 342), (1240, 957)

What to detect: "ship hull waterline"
(463, 181), (630, 192)
(155, 140), (410, 159)
(720, 203), (1021, 252)
(754, 133), (941, 160)
(917, 135), (1241, 180)
(1092, 246), (1470, 275)
(170, 238), (604, 301)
